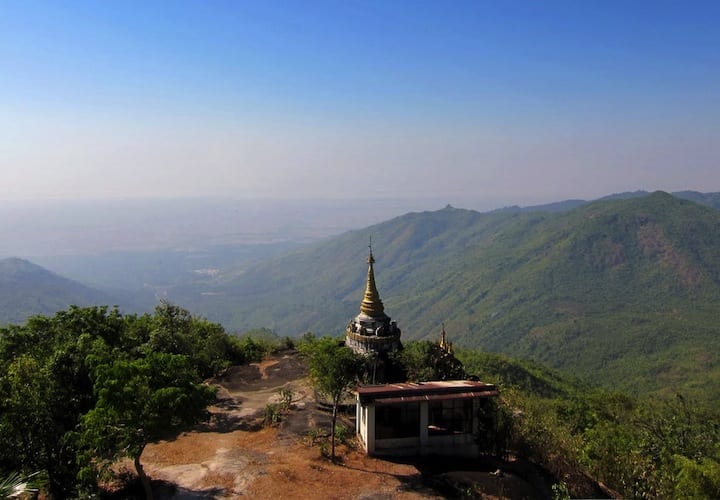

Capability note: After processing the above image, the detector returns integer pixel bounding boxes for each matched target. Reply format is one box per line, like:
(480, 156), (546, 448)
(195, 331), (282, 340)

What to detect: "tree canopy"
(0, 303), (243, 498)
(79, 352), (215, 499)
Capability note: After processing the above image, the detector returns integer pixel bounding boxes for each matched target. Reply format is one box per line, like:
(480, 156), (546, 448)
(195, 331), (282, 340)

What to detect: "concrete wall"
(357, 398), (484, 458)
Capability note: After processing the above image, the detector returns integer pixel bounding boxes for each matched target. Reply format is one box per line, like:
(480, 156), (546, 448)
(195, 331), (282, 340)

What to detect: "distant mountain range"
(494, 189), (720, 213)
(3, 190), (720, 401)
(0, 258), (145, 325)
(163, 191), (720, 401)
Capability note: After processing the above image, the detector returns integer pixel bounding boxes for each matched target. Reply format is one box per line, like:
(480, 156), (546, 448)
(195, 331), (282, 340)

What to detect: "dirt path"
(124, 352), (546, 499)
(136, 352), (435, 499)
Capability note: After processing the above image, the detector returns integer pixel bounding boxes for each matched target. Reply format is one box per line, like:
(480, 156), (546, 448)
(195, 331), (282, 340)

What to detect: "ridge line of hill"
(164, 191), (720, 401)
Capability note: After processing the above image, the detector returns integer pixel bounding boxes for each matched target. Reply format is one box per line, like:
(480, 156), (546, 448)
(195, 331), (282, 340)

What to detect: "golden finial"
(360, 237), (385, 317)
(439, 323), (453, 353)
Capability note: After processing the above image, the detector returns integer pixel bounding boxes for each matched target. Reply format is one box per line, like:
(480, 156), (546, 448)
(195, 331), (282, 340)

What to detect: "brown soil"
(111, 351), (551, 499)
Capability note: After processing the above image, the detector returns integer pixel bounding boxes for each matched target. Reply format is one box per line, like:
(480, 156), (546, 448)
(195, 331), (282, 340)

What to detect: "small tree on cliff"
(302, 337), (365, 460)
(79, 352), (215, 500)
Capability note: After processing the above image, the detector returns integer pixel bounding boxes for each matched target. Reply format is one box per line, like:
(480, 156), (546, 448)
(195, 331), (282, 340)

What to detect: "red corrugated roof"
(356, 380), (498, 404)
(372, 390), (499, 406)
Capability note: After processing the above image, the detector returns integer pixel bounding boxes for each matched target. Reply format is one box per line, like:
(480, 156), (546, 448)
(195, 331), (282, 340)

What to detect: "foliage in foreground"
(0, 302), (252, 498)
(458, 348), (720, 499)
(0, 471), (40, 498)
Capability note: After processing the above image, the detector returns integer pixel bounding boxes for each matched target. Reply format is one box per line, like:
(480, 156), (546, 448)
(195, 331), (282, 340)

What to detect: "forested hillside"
(493, 189), (720, 213)
(455, 345), (720, 499)
(0, 258), (122, 325)
(168, 192), (720, 400)
(6, 192), (718, 401)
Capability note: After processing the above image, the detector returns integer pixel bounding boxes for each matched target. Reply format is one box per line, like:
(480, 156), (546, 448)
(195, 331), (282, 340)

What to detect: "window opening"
(428, 399), (473, 435)
(375, 403), (420, 439)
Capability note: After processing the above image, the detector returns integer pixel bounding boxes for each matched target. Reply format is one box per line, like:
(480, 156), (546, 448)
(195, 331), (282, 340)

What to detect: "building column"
(366, 404), (375, 455)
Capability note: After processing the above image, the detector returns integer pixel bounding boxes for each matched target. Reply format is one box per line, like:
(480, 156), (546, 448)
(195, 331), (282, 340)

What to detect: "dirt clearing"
(113, 351), (547, 499)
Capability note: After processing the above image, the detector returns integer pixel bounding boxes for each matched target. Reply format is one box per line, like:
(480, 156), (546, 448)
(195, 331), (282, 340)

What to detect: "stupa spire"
(439, 323), (453, 354)
(345, 239), (401, 367)
(360, 238), (385, 317)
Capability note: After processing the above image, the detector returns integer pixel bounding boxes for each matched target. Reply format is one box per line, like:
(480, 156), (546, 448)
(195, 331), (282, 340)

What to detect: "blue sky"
(1, 0), (718, 207)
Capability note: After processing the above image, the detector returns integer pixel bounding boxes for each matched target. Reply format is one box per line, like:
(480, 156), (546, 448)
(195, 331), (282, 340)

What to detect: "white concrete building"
(355, 380), (499, 457)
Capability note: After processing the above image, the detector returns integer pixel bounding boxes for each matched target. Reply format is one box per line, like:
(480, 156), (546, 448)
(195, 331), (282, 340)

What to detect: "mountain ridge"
(493, 189), (720, 213)
(3, 191), (720, 400)
(0, 257), (132, 325)
(166, 191), (720, 400)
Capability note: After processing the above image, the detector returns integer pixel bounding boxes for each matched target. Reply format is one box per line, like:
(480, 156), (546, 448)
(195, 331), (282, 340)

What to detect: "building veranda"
(356, 380), (499, 457)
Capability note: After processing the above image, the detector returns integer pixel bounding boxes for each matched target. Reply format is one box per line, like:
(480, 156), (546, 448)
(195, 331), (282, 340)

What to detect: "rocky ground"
(110, 351), (551, 499)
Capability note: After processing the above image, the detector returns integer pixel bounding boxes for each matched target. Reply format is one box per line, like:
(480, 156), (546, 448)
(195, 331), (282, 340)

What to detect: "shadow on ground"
(349, 454), (557, 499)
(105, 478), (224, 499)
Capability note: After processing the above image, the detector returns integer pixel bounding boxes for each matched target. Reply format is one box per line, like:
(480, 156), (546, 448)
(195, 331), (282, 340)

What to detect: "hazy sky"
(1, 0), (719, 208)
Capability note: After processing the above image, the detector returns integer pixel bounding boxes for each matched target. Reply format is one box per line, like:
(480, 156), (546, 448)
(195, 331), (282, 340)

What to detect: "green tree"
(0, 355), (56, 487)
(0, 306), (121, 497)
(146, 301), (241, 378)
(79, 352), (215, 500)
(0, 304), (235, 497)
(672, 455), (720, 499)
(396, 341), (465, 382)
(301, 338), (364, 460)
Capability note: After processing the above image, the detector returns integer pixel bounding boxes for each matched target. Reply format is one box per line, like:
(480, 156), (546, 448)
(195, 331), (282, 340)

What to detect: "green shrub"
(263, 403), (282, 426)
